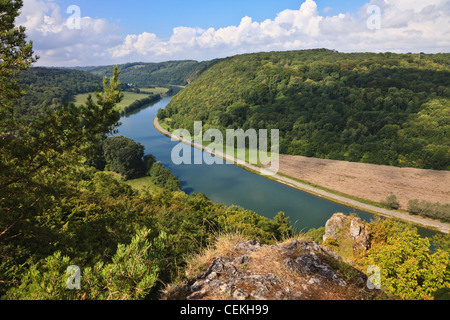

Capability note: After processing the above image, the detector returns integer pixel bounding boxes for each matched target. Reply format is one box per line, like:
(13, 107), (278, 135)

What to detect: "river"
(117, 95), (437, 236)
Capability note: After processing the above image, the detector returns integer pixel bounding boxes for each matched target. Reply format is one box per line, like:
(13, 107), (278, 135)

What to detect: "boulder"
(323, 213), (370, 251)
(179, 239), (377, 300)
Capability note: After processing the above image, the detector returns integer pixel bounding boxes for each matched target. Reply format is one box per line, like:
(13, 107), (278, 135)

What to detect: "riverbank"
(153, 116), (450, 234)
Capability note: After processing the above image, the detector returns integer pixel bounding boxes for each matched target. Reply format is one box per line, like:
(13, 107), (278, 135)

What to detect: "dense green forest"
(86, 59), (221, 87)
(17, 67), (104, 119)
(160, 49), (450, 170)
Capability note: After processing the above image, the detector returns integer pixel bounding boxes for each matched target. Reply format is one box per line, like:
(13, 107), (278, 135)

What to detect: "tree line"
(119, 94), (162, 116)
(88, 59), (221, 87)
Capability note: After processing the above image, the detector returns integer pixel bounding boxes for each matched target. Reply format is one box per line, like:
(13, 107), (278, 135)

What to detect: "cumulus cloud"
(109, 0), (449, 63)
(19, 0), (122, 66)
(19, 0), (450, 66)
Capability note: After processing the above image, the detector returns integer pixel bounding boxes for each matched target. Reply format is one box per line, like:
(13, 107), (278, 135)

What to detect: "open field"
(73, 87), (167, 113)
(277, 155), (450, 211)
(107, 171), (160, 192)
(125, 176), (160, 191)
(139, 87), (170, 95)
(73, 91), (150, 112)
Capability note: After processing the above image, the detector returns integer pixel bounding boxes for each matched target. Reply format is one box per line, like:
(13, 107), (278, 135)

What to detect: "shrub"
(5, 229), (167, 300)
(363, 218), (450, 300)
(382, 194), (400, 210)
(408, 199), (450, 223)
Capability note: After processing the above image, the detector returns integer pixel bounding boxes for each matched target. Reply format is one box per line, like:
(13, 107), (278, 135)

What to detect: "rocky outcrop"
(170, 236), (382, 300)
(323, 213), (370, 251)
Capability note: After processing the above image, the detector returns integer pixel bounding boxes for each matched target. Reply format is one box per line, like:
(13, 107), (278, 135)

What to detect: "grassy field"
(106, 171), (160, 192)
(139, 87), (170, 95)
(73, 87), (168, 113)
(125, 176), (160, 191)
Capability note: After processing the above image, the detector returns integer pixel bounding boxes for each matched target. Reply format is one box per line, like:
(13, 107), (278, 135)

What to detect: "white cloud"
(19, 0), (450, 67)
(19, 0), (122, 66)
(109, 0), (449, 63)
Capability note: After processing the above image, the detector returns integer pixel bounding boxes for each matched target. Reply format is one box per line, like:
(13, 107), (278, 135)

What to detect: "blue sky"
(19, 0), (450, 66)
(55, 0), (365, 38)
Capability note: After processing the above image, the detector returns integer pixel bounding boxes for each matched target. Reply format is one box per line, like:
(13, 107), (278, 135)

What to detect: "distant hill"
(16, 59), (221, 118)
(85, 59), (222, 87)
(17, 67), (104, 119)
(160, 49), (450, 170)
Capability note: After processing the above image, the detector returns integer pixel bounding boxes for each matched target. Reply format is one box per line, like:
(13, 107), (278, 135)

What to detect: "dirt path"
(153, 117), (450, 234)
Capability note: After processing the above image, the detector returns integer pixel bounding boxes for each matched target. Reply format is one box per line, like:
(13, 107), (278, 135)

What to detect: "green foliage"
(87, 136), (180, 189)
(164, 50), (450, 170)
(82, 228), (167, 300)
(3, 252), (77, 300)
(5, 229), (167, 300)
(17, 68), (103, 120)
(218, 206), (292, 242)
(148, 162), (180, 192)
(144, 154), (156, 172)
(102, 136), (146, 180)
(0, 2), (296, 300)
(381, 194), (400, 210)
(88, 60), (221, 87)
(273, 211), (293, 239)
(306, 227), (326, 245)
(362, 218), (450, 300)
(408, 199), (450, 223)
(432, 234), (450, 252)
(0, 0), (37, 117)
(0, 0), (122, 254)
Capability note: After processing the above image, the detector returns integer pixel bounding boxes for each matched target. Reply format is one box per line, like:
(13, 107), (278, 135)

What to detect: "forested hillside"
(161, 49), (450, 170)
(17, 67), (103, 119)
(87, 59), (221, 87)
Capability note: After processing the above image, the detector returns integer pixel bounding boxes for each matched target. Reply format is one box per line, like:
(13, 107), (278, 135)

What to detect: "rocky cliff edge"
(164, 215), (386, 300)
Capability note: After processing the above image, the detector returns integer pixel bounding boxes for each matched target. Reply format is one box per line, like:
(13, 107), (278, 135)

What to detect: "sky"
(17, 0), (450, 67)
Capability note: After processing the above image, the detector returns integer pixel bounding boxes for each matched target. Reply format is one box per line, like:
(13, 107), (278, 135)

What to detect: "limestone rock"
(323, 213), (370, 251)
(284, 252), (347, 287)
(174, 238), (381, 300)
(350, 217), (370, 250)
(323, 213), (347, 243)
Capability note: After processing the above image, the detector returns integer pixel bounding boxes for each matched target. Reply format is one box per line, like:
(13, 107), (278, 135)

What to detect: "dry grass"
(161, 232), (249, 300)
(278, 154), (450, 210)
(183, 232), (250, 280)
(162, 232), (386, 300)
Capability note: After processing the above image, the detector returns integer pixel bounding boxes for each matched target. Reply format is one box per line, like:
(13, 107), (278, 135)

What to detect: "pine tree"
(0, 0), (123, 247)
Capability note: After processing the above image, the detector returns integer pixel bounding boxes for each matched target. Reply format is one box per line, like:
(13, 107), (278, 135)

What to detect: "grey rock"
(285, 253), (347, 287)
(232, 289), (250, 300)
(181, 235), (371, 300)
(323, 213), (370, 251)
